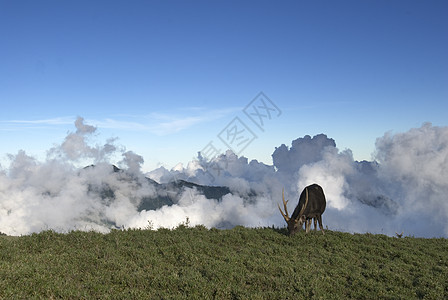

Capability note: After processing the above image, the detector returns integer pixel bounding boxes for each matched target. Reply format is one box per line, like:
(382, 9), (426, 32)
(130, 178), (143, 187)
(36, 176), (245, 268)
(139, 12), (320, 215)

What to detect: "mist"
(1, 118), (447, 237)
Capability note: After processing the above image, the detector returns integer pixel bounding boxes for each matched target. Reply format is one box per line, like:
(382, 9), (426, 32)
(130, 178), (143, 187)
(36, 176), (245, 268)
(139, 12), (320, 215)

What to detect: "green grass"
(1, 226), (447, 299)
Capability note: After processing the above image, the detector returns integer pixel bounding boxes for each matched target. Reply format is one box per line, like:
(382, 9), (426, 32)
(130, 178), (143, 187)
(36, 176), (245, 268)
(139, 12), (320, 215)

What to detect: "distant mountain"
(84, 164), (231, 212)
(139, 178), (231, 211)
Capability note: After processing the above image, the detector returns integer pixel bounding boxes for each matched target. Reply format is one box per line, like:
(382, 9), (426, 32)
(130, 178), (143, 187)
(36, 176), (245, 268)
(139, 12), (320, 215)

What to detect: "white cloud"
(0, 117), (74, 131)
(148, 113), (205, 135)
(2, 117), (74, 125)
(86, 118), (151, 131)
(2, 119), (448, 238)
(146, 107), (240, 135)
(0, 107), (239, 136)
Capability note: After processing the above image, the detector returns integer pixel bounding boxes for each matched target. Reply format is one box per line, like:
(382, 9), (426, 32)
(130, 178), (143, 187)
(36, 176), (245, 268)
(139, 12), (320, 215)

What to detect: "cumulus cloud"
(145, 124), (448, 237)
(1, 118), (447, 238)
(288, 123), (448, 237)
(48, 117), (118, 162)
(0, 118), (155, 235)
(272, 134), (336, 174)
(373, 123), (448, 236)
(127, 190), (276, 230)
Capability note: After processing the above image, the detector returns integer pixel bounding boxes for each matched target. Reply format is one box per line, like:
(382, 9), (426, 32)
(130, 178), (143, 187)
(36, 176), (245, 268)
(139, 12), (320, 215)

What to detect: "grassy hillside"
(1, 226), (447, 299)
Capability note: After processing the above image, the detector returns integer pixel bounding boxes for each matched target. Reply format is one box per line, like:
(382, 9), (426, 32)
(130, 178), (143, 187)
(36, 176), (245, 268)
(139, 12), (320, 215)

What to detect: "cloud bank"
(1, 118), (447, 237)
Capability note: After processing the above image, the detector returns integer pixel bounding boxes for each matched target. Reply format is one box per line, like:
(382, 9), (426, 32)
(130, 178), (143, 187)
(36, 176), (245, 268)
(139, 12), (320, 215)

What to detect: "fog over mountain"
(1, 118), (447, 237)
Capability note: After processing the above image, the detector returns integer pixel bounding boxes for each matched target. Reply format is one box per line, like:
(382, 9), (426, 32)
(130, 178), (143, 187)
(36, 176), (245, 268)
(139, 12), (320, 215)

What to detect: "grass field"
(1, 226), (447, 299)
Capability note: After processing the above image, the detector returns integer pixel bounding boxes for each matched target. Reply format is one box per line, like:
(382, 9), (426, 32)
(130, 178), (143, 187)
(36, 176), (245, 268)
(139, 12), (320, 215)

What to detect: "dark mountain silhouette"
(83, 164), (231, 212)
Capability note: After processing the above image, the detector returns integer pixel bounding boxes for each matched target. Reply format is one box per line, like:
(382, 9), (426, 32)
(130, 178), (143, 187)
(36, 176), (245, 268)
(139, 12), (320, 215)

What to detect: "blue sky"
(1, 0), (447, 172)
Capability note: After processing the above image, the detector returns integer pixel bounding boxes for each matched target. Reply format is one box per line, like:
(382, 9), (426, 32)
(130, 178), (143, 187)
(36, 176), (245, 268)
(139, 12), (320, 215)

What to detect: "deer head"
(278, 188), (308, 235)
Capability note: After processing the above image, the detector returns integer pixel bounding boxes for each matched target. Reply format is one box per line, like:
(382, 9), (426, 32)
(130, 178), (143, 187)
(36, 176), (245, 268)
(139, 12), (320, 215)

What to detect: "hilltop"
(1, 227), (447, 299)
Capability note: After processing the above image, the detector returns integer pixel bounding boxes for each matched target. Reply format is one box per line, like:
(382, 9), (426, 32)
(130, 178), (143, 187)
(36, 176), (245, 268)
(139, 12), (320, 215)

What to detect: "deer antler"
(278, 188), (290, 222)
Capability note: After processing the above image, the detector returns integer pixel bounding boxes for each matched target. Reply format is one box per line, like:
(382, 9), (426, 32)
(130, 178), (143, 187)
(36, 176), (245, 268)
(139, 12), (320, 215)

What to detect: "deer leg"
(306, 219), (311, 233)
(313, 218), (317, 231)
(317, 215), (325, 235)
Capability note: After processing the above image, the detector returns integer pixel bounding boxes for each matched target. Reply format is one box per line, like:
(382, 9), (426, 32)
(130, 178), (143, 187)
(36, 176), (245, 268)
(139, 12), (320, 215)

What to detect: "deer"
(278, 184), (326, 235)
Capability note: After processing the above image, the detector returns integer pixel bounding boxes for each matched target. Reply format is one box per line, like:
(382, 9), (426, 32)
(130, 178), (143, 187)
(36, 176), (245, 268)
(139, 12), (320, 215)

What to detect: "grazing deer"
(395, 232), (404, 238)
(278, 184), (326, 235)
